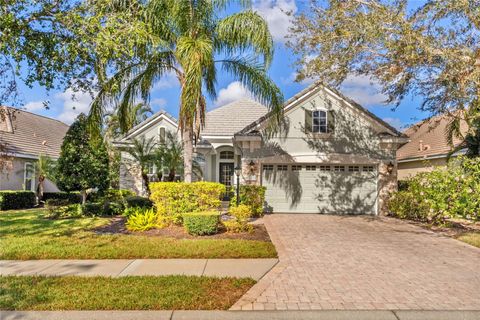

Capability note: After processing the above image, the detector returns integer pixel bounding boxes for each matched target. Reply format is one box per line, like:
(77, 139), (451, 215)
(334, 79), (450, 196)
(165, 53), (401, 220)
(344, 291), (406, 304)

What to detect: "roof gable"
(121, 110), (178, 142)
(237, 82), (405, 137)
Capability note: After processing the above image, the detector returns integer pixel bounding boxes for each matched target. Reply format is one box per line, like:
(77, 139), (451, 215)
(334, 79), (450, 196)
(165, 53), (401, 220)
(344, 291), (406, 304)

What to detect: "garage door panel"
(262, 164), (377, 214)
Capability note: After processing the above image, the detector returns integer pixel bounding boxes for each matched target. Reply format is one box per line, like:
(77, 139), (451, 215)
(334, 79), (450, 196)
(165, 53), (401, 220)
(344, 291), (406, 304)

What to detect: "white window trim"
(24, 162), (35, 191)
(312, 108), (328, 134)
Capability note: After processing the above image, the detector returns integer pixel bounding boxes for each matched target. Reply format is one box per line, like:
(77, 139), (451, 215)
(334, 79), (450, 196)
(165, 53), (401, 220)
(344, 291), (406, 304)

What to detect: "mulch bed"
(93, 216), (272, 242)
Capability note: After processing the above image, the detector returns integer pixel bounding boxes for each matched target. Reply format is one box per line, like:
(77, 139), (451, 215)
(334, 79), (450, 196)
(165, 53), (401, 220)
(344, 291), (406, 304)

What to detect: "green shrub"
(122, 206), (138, 218)
(225, 204), (253, 233)
(42, 192), (82, 204)
(126, 208), (162, 231)
(0, 191), (36, 210)
(388, 156), (480, 223)
(80, 203), (104, 216)
(45, 204), (82, 219)
(102, 201), (124, 216)
(90, 189), (136, 203)
(230, 185), (266, 217)
(182, 211), (220, 235)
(45, 198), (71, 208)
(150, 182), (225, 223)
(397, 180), (410, 192)
(125, 196), (153, 209)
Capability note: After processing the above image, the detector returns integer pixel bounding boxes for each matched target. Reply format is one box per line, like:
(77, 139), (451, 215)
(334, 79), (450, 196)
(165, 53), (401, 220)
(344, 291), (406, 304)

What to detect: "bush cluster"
(0, 191), (36, 210)
(182, 211), (220, 235)
(230, 185), (265, 217)
(224, 204), (253, 233)
(125, 196), (153, 209)
(388, 156), (480, 223)
(150, 182), (225, 223)
(42, 192), (82, 204)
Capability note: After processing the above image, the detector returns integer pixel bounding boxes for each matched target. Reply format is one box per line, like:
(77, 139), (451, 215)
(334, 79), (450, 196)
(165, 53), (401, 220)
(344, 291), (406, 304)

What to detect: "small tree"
(124, 136), (156, 196)
(35, 154), (57, 203)
(56, 114), (110, 204)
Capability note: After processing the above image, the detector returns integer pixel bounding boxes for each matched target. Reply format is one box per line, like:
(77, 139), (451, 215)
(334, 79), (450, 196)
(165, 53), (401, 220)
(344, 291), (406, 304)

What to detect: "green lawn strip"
(0, 276), (255, 310)
(457, 232), (480, 248)
(0, 209), (277, 259)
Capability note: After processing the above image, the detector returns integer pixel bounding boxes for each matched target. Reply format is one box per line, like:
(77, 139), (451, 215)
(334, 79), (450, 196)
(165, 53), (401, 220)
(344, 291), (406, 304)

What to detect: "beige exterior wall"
(0, 157), (59, 192)
(398, 157), (448, 180)
(238, 89), (400, 215)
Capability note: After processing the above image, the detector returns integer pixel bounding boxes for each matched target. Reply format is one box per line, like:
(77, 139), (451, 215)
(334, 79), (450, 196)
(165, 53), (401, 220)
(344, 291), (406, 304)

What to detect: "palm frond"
(216, 10), (274, 67)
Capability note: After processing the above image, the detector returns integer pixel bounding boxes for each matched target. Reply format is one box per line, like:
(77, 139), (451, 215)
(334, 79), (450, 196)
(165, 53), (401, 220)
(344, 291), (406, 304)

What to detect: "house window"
(291, 165), (302, 171)
(319, 165), (331, 171)
(220, 151), (234, 160)
(334, 165), (345, 172)
(263, 164), (273, 171)
(277, 165), (288, 171)
(312, 110), (327, 133)
(158, 127), (166, 144)
(306, 165), (316, 171)
(348, 166), (360, 172)
(24, 162), (35, 191)
(362, 166), (374, 172)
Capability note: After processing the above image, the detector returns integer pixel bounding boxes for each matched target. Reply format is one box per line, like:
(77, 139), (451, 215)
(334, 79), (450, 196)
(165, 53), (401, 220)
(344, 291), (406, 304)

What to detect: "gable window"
(312, 110), (327, 133)
(334, 165), (345, 172)
(219, 151), (234, 160)
(24, 162), (35, 191)
(263, 164), (273, 171)
(277, 165), (288, 171)
(158, 127), (166, 144)
(362, 166), (374, 172)
(306, 165), (316, 171)
(319, 165), (331, 171)
(291, 165), (302, 171)
(348, 166), (360, 172)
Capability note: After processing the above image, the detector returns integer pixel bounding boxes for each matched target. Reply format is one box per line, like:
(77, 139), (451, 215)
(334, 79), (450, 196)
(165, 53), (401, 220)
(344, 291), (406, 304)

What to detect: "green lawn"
(0, 275), (255, 310)
(0, 209), (277, 259)
(457, 232), (480, 248)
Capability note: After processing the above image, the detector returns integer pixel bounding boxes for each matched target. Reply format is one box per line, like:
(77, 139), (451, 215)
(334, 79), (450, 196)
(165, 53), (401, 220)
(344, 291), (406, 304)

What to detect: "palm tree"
(35, 154), (56, 203)
(89, 0), (283, 182)
(105, 102), (153, 139)
(446, 100), (480, 158)
(124, 136), (156, 196)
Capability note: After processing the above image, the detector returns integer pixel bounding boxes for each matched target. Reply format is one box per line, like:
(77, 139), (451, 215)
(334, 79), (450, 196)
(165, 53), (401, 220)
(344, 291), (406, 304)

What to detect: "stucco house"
(115, 83), (408, 215)
(397, 114), (468, 180)
(0, 106), (68, 192)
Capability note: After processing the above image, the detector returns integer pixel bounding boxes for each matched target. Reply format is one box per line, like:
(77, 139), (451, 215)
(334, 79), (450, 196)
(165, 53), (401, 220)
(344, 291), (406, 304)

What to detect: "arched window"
(219, 151), (234, 160)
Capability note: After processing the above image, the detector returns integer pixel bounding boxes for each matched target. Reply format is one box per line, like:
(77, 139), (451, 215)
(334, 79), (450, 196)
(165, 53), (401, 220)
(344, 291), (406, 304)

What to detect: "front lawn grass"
(0, 209), (277, 259)
(0, 275), (255, 310)
(457, 232), (480, 248)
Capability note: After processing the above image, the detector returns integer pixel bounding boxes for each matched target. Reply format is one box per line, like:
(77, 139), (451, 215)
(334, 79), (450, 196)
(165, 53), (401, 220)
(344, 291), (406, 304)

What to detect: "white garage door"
(262, 164), (378, 214)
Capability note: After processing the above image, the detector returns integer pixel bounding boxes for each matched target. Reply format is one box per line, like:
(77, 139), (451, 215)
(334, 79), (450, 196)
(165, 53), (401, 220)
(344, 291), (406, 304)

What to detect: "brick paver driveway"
(231, 214), (480, 310)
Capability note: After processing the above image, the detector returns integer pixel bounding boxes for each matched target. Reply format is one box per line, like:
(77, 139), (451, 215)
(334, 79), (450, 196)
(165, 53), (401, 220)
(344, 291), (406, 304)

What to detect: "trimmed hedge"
(230, 185), (266, 216)
(90, 189), (136, 203)
(42, 192), (82, 204)
(0, 191), (36, 210)
(150, 182), (225, 222)
(125, 196), (153, 209)
(80, 203), (103, 216)
(183, 211), (220, 235)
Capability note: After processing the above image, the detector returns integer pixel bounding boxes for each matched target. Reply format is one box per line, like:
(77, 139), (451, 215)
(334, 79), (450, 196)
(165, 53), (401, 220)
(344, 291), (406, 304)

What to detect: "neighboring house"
(0, 106), (68, 192)
(116, 83), (408, 215)
(397, 114), (468, 180)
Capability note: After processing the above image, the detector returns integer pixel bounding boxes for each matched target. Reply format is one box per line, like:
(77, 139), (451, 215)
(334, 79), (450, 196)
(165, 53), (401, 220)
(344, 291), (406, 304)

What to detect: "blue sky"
(14, 0), (429, 130)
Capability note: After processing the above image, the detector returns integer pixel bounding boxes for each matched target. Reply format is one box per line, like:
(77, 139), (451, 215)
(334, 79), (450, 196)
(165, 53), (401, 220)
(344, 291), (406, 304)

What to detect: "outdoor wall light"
(248, 160), (256, 173)
(387, 161), (395, 175)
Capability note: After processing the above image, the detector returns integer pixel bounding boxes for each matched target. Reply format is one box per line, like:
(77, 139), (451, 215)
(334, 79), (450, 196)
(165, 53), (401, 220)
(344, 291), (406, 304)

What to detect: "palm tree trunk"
(182, 125), (193, 183)
(141, 172), (150, 196)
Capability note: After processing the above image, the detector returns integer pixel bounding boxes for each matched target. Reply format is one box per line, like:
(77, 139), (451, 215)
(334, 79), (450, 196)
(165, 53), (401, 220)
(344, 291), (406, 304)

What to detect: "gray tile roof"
(201, 99), (268, 136)
(0, 106), (69, 158)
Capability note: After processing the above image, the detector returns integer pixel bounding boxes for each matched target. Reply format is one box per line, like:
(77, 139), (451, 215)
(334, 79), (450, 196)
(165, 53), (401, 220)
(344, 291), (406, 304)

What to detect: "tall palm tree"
(89, 0), (283, 182)
(125, 136), (156, 196)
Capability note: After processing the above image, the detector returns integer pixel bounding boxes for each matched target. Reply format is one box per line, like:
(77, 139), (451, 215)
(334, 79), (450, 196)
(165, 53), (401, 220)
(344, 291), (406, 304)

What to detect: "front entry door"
(219, 163), (234, 187)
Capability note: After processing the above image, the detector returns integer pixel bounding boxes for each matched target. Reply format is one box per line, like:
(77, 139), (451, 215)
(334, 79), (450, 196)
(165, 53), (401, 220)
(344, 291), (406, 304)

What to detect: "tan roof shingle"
(397, 114), (468, 161)
(0, 106), (69, 158)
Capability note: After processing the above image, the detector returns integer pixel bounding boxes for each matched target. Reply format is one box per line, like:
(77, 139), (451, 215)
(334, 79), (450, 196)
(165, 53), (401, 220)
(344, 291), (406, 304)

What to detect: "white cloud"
(253, 0), (297, 43)
(55, 88), (94, 124)
(152, 71), (178, 91)
(383, 117), (404, 130)
(214, 81), (253, 107)
(151, 98), (167, 109)
(340, 74), (387, 107)
(24, 101), (49, 112)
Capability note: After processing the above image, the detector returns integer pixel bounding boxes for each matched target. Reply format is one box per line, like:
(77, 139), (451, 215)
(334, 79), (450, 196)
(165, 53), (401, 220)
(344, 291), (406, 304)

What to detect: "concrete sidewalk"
(0, 259), (278, 280)
(2, 310), (479, 320)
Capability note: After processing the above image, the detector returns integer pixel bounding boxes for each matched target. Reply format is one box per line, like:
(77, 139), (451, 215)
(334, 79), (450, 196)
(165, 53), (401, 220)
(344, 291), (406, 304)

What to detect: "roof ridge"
(2, 105), (69, 127)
